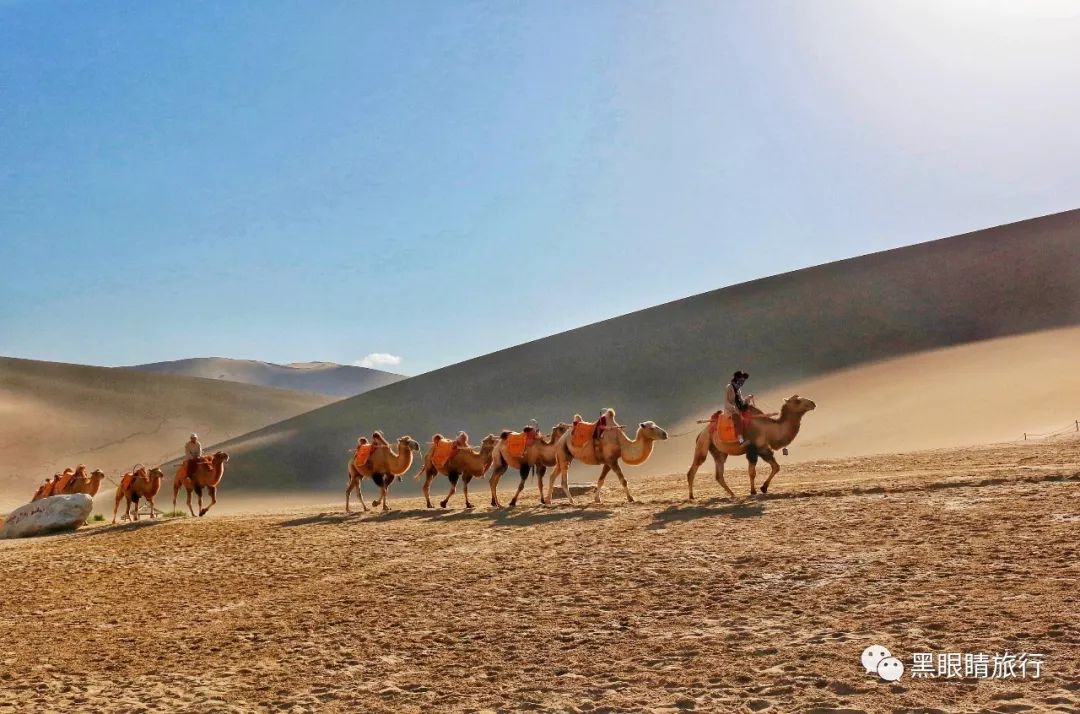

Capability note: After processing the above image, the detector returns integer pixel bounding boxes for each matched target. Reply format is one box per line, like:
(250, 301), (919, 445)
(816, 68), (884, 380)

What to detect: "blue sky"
(2, 1), (1079, 375)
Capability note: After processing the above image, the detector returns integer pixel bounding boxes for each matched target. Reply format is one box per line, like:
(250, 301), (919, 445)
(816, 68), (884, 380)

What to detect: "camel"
(345, 434), (421, 512)
(40, 474), (62, 500)
(63, 468), (107, 496)
(54, 466), (84, 494)
(548, 414), (669, 505)
(31, 477), (57, 501)
(112, 467), (165, 523)
(173, 452), (230, 517)
(488, 423), (571, 508)
(417, 434), (498, 509)
(686, 395), (817, 500)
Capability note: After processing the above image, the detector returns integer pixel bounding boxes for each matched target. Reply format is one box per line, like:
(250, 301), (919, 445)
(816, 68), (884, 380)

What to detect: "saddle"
(505, 431), (528, 459)
(571, 421), (595, 449)
(431, 439), (455, 469)
(710, 411), (746, 443)
(353, 444), (374, 468)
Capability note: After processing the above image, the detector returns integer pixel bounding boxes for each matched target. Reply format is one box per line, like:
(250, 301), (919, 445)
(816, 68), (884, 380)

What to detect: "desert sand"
(1, 435), (1076, 713)
(0, 358), (332, 511)
(128, 357), (404, 398)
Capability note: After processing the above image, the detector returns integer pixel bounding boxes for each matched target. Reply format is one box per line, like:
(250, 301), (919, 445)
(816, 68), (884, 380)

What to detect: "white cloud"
(354, 352), (402, 370)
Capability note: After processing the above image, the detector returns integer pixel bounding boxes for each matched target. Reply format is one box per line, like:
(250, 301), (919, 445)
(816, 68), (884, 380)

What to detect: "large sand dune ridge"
(128, 357), (403, 398)
(212, 210), (1080, 492)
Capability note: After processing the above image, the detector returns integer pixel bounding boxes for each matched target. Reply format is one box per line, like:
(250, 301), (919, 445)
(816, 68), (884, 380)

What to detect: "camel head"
(212, 451), (230, 465)
(638, 421), (669, 441)
(397, 435), (421, 452)
(90, 469), (106, 482)
(551, 422), (572, 439)
(782, 395), (817, 416)
(479, 433), (499, 454)
(147, 467), (165, 481)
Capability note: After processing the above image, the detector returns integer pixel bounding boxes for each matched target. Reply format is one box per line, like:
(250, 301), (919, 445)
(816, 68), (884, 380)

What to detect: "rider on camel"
(724, 371), (752, 444)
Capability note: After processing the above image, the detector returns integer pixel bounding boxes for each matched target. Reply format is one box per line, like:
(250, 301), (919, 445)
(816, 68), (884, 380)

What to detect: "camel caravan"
(26, 445), (231, 525)
(345, 380), (816, 511)
(31, 465), (107, 501)
(23, 373), (815, 522)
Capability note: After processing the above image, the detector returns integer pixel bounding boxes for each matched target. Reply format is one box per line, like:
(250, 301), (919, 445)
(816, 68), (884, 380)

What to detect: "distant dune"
(210, 209), (1080, 493)
(0, 358), (332, 510)
(127, 357), (403, 398)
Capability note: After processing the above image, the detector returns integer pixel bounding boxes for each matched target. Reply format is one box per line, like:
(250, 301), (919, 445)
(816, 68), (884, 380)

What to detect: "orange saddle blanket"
(505, 432), (528, 459)
(571, 421), (596, 448)
(353, 444), (374, 467)
(710, 412), (740, 443)
(431, 439), (455, 468)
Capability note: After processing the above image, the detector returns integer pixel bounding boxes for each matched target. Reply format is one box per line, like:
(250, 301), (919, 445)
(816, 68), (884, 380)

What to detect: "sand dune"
(212, 210), (1080, 493)
(128, 357), (403, 398)
(0, 358), (332, 511)
(2, 439), (1076, 712)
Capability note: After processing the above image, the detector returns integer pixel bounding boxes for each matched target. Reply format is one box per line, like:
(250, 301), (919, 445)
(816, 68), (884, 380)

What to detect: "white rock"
(1, 494), (93, 539)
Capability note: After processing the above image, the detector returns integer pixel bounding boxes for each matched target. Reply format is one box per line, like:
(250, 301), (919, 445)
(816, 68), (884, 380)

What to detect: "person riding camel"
(183, 433), (203, 482)
(725, 371), (752, 444)
(523, 419), (540, 445)
(593, 408), (619, 454)
(450, 431), (469, 460)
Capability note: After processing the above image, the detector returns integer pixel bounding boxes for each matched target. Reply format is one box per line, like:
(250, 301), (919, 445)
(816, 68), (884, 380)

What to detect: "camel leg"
(561, 464), (577, 506)
(148, 497), (156, 519)
(422, 472), (435, 508)
(748, 456), (759, 495)
(594, 465), (611, 504)
(358, 478), (370, 512)
(128, 496), (137, 522)
(378, 476), (390, 512)
(112, 488), (123, 524)
(686, 444), (708, 501)
(463, 475), (475, 509)
(185, 487), (196, 518)
(612, 462), (635, 503)
(509, 471), (528, 508)
(199, 486), (217, 517)
(194, 485), (204, 517)
(440, 473), (458, 509)
(759, 451), (781, 494)
(709, 447), (737, 500)
(172, 480), (181, 511)
(526, 465), (546, 507)
(545, 465), (558, 504)
(489, 463), (507, 508)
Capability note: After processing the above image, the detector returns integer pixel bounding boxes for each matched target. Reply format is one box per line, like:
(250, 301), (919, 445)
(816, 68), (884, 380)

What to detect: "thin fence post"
(1075, 419), (1079, 432)
(1023, 433), (1027, 441)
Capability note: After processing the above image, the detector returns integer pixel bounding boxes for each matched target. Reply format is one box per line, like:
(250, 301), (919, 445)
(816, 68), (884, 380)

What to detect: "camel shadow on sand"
(648, 499), (765, 530)
(71, 518), (170, 539)
(277, 504), (613, 529)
